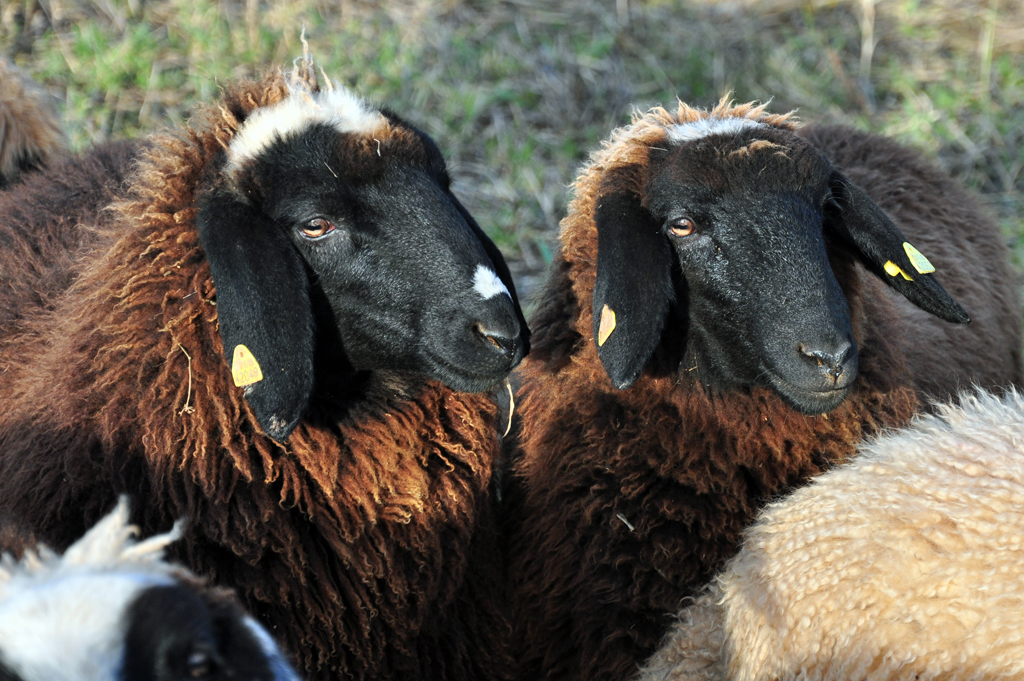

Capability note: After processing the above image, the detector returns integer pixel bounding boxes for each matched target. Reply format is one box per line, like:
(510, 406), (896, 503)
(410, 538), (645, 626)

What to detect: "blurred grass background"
(2, 0), (1022, 302)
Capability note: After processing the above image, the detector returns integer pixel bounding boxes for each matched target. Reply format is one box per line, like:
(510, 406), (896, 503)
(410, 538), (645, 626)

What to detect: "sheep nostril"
(799, 341), (853, 384)
(474, 323), (517, 358)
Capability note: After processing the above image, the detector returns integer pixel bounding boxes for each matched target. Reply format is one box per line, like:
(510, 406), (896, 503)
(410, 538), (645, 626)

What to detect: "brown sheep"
(0, 61), (527, 681)
(0, 57), (64, 188)
(636, 389), (1024, 681)
(506, 99), (1021, 681)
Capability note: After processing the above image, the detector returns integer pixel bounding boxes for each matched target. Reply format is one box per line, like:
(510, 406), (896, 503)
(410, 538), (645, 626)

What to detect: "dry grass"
(2, 0), (1022, 302)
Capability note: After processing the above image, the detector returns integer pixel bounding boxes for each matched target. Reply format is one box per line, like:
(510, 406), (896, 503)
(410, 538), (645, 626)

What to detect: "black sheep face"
(197, 87), (529, 441)
(592, 119), (968, 414)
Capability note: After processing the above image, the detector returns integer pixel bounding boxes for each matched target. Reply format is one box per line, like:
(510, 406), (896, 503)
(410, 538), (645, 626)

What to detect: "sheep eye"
(821, 192), (840, 211)
(301, 218), (336, 239)
(669, 218), (696, 237)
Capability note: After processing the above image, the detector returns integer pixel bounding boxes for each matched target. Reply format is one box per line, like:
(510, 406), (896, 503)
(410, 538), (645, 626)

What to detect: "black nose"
(799, 340), (854, 385)
(474, 322), (519, 360)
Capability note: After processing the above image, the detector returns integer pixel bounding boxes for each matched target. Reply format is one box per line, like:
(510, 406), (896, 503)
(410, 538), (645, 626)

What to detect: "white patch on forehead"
(473, 265), (511, 301)
(667, 117), (765, 144)
(0, 572), (174, 681)
(226, 83), (385, 173)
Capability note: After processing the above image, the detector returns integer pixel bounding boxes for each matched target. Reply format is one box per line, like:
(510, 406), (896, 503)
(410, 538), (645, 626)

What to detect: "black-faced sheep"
(0, 497), (302, 681)
(506, 99), (1022, 681)
(0, 59), (528, 681)
(636, 389), (1024, 681)
(0, 57), (64, 188)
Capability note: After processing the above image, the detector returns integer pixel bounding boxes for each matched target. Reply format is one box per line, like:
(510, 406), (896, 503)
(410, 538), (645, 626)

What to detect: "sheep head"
(0, 497), (301, 681)
(195, 71), (528, 441)
(579, 99), (967, 413)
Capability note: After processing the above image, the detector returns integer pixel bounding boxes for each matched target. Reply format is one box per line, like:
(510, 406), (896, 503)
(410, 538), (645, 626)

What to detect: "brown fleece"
(0, 72), (512, 681)
(508, 102), (1020, 681)
(0, 140), (140, 341)
(0, 58), (65, 187)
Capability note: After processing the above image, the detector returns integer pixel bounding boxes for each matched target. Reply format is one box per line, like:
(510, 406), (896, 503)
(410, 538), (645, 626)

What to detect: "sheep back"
(0, 58), (64, 188)
(508, 100), (1016, 681)
(799, 124), (1023, 397)
(0, 140), (140, 341)
(0, 72), (512, 681)
(638, 390), (1024, 681)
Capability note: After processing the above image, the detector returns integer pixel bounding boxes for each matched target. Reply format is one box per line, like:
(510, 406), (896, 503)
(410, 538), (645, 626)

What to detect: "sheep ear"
(197, 189), (315, 442)
(826, 172), (970, 324)
(593, 191), (676, 389)
(450, 194), (531, 354)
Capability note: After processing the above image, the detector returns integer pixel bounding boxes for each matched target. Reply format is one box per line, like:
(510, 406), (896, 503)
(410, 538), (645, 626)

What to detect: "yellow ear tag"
(883, 260), (913, 281)
(231, 344), (263, 387)
(903, 242), (935, 274)
(598, 304), (617, 347)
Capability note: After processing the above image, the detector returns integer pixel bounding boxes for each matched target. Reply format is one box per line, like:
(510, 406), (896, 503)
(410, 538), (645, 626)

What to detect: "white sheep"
(636, 389), (1024, 681)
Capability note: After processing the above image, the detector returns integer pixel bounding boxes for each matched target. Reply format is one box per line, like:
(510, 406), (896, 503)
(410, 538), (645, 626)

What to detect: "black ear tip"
(608, 365), (641, 390)
(614, 375), (638, 390)
(597, 347), (642, 390)
(262, 415), (301, 442)
(950, 306), (971, 325)
(244, 384), (309, 443)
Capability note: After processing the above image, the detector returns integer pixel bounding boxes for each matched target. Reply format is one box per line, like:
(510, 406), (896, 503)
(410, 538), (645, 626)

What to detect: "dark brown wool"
(507, 102), (1021, 681)
(0, 73), (512, 681)
(0, 141), (139, 340)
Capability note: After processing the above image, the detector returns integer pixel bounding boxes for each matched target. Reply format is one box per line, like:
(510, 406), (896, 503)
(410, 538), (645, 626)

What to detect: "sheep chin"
(764, 371), (853, 415)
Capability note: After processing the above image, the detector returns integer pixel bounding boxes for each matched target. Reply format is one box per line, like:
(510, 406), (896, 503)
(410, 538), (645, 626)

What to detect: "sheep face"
(592, 121), (968, 413)
(0, 575), (294, 681)
(197, 90), (528, 441)
(0, 500), (300, 681)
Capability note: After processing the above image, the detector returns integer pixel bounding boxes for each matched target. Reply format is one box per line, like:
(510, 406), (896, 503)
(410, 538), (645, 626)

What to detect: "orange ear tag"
(598, 304), (617, 347)
(883, 260), (913, 281)
(903, 242), (935, 274)
(231, 344), (264, 387)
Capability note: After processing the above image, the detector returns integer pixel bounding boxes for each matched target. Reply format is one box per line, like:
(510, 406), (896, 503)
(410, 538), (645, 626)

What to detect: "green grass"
(3, 0), (1023, 294)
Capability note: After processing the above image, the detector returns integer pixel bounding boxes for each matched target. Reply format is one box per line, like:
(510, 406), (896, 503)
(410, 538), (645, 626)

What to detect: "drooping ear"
(451, 194), (532, 354)
(593, 191), (676, 389)
(197, 188), (315, 442)
(826, 172), (970, 324)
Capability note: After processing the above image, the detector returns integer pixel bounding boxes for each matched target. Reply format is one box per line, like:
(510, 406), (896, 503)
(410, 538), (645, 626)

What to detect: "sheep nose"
(474, 322), (519, 360)
(799, 341), (854, 385)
